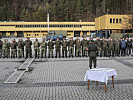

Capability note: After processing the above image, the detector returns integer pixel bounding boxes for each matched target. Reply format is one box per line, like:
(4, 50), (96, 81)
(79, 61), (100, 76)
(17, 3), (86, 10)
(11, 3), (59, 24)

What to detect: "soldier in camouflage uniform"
(34, 38), (40, 58)
(68, 37), (74, 57)
(40, 38), (47, 58)
(0, 40), (3, 58)
(74, 37), (79, 57)
(6, 39), (11, 58)
(95, 37), (102, 57)
(76, 39), (82, 57)
(55, 38), (61, 58)
(108, 38), (115, 57)
(21, 39), (25, 58)
(17, 39), (23, 58)
(48, 39), (54, 58)
(13, 39), (17, 58)
(11, 40), (17, 58)
(81, 37), (88, 57)
(61, 38), (68, 58)
(25, 37), (32, 58)
(2, 39), (8, 58)
(114, 38), (120, 57)
(102, 38), (108, 57)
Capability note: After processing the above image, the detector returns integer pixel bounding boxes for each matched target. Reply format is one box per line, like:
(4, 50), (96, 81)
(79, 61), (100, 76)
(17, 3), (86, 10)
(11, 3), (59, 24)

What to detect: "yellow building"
(0, 14), (132, 38)
(95, 14), (133, 38)
(0, 22), (95, 38)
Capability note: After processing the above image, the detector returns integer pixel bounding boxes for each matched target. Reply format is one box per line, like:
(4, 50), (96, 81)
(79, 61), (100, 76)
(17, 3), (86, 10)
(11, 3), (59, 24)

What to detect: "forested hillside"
(0, 0), (132, 22)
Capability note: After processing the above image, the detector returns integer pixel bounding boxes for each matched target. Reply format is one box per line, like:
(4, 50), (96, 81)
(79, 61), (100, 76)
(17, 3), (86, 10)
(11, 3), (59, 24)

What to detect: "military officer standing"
(0, 40), (3, 58)
(76, 39), (82, 57)
(2, 39), (8, 58)
(48, 39), (54, 58)
(102, 38), (108, 57)
(40, 38), (47, 58)
(61, 38), (68, 58)
(95, 37), (102, 57)
(6, 39), (11, 58)
(81, 37), (88, 57)
(13, 39), (17, 58)
(17, 39), (23, 58)
(68, 37), (74, 57)
(11, 40), (17, 58)
(55, 38), (61, 58)
(108, 38), (115, 57)
(114, 38), (120, 57)
(21, 39), (25, 58)
(74, 37), (79, 57)
(87, 40), (97, 69)
(25, 37), (32, 58)
(34, 38), (40, 58)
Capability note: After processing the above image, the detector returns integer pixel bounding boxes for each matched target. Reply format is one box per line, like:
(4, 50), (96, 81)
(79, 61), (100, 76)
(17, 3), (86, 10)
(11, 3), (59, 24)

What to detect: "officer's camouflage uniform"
(81, 39), (88, 57)
(48, 41), (54, 58)
(95, 39), (102, 57)
(108, 39), (115, 57)
(76, 40), (82, 57)
(25, 39), (32, 58)
(2, 41), (8, 58)
(61, 40), (68, 58)
(55, 40), (61, 58)
(114, 39), (120, 57)
(102, 39), (108, 57)
(11, 42), (16, 58)
(14, 40), (17, 57)
(34, 40), (40, 58)
(21, 39), (25, 57)
(17, 41), (23, 58)
(0, 40), (3, 58)
(68, 39), (74, 57)
(75, 38), (79, 57)
(40, 41), (47, 58)
(7, 40), (11, 58)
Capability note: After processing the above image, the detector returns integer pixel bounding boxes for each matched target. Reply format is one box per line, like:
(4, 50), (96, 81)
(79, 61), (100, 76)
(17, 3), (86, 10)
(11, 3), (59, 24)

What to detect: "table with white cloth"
(84, 68), (117, 93)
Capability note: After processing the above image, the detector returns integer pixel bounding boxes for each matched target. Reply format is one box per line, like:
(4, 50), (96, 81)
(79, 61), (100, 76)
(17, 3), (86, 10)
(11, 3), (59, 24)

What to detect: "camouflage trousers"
(115, 47), (120, 56)
(69, 47), (74, 57)
(62, 48), (67, 57)
(2, 48), (8, 58)
(108, 47), (114, 56)
(18, 48), (23, 57)
(76, 48), (81, 57)
(34, 47), (40, 58)
(48, 49), (53, 57)
(0, 49), (2, 58)
(82, 47), (88, 56)
(11, 49), (16, 58)
(55, 48), (61, 58)
(41, 48), (47, 58)
(97, 47), (102, 56)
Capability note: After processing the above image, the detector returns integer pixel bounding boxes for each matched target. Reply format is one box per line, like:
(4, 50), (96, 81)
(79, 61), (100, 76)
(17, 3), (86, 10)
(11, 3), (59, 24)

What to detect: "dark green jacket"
(62, 41), (68, 48)
(48, 41), (54, 49)
(55, 41), (61, 48)
(88, 43), (97, 57)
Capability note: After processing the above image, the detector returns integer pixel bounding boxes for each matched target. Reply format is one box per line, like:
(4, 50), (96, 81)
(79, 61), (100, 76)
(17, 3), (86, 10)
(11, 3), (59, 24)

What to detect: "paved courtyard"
(0, 56), (133, 100)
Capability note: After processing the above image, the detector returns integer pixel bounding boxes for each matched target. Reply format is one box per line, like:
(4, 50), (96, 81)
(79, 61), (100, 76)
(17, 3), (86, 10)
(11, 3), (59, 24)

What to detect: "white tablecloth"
(84, 68), (117, 85)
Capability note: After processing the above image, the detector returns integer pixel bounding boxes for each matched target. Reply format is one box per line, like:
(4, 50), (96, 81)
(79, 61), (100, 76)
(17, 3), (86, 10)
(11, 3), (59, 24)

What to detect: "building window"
(110, 18), (112, 23)
(116, 19), (118, 23)
(113, 18), (115, 23)
(119, 19), (122, 23)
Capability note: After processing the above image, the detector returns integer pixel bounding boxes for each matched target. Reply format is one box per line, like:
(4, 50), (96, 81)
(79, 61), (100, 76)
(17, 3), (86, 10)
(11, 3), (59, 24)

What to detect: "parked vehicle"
(46, 34), (63, 41)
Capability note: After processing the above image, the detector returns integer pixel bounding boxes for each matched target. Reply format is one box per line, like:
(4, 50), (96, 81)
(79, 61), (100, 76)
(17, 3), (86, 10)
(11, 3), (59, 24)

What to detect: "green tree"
(24, 10), (31, 21)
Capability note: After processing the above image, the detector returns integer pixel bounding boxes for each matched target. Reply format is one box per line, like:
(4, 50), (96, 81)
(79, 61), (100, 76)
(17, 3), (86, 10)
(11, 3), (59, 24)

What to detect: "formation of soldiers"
(0, 37), (133, 59)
